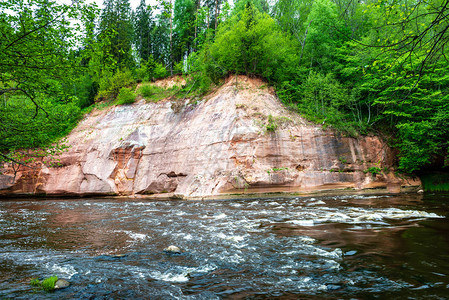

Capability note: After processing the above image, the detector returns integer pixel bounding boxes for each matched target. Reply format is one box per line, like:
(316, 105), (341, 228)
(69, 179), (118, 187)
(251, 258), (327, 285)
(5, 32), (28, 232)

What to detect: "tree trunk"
(300, 20), (312, 62)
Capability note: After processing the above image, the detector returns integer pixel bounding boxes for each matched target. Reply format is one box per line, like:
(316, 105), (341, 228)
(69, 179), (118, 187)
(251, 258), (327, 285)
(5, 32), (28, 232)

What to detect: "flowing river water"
(0, 193), (448, 299)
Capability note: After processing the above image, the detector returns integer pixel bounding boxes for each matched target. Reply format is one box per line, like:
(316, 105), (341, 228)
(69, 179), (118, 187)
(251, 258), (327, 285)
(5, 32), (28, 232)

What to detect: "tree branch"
(0, 153), (35, 169)
(0, 87), (49, 118)
(3, 6), (69, 51)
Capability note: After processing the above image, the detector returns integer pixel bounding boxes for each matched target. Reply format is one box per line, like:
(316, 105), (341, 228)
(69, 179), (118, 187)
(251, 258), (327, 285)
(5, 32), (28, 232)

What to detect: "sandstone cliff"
(0, 76), (420, 199)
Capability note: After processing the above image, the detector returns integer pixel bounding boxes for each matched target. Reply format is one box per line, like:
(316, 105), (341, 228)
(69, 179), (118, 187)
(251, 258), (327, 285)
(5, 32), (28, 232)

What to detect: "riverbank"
(0, 76), (420, 198)
(0, 185), (422, 201)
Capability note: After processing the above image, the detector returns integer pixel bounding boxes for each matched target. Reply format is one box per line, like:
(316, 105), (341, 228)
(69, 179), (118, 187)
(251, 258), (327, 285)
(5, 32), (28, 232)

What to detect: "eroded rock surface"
(0, 76), (420, 198)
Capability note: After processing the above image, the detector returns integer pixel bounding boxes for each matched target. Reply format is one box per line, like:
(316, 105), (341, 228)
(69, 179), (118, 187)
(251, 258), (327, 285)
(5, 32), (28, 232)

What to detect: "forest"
(0, 0), (448, 175)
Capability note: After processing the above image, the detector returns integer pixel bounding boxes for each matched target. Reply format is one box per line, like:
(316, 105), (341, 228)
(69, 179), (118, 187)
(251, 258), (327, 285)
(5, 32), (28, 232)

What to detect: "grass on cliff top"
(137, 83), (181, 103)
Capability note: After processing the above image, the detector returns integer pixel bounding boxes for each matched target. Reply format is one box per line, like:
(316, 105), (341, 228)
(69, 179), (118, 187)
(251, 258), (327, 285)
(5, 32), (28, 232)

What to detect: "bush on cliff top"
(115, 87), (136, 105)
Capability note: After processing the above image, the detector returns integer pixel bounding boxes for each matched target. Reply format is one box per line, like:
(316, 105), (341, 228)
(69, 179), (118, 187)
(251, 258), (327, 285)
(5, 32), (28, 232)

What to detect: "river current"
(0, 193), (448, 299)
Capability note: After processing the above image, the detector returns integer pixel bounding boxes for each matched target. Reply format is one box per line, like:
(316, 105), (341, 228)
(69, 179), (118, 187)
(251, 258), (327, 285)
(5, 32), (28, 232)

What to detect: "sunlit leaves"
(208, 3), (297, 82)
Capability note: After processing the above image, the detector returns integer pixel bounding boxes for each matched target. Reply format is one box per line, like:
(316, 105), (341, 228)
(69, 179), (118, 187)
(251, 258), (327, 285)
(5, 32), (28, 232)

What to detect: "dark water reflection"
(0, 193), (448, 299)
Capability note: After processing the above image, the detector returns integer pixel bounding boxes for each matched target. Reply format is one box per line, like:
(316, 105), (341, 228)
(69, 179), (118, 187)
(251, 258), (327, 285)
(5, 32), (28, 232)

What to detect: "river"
(0, 193), (448, 299)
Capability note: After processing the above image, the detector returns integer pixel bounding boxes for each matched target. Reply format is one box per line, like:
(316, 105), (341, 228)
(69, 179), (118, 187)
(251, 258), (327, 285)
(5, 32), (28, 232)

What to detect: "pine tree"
(134, 0), (154, 63)
(98, 0), (134, 70)
(174, 0), (196, 61)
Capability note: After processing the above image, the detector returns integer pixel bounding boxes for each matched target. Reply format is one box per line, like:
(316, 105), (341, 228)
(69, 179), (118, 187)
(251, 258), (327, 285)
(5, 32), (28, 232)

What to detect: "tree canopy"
(1, 0), (448, 174)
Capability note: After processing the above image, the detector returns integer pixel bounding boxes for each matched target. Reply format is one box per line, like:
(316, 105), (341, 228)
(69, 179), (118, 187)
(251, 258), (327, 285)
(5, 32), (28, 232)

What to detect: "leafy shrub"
(137, 56), (169, 81)
(364, 167), (381, 176)
(277, 71), (360, 137)
(134, 66), (147, 82)
(115, 87), (136, 105)
(108, 69), (134, 95)
(420, 173), (449, 192)
(137, 84), (161, 98)
(96, 69), (134, 101)
(137, 85), (154, 98)
(185, 50), (215, 95)
(206, 2), (297, 83)
(137, 84), (180, 103)
(152, 62), (168, 79)
(173, 61), (184, 74)
(266, 115), (277, 132)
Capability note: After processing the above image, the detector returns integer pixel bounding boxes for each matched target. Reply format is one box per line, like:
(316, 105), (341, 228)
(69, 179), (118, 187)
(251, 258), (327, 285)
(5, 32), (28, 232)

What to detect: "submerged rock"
(344, 250), (357, 256)
(164, 245), (182, 254)
(111, 254), (127, 258)
(54, 279), (70, 289)
(95, 254), (128, 261)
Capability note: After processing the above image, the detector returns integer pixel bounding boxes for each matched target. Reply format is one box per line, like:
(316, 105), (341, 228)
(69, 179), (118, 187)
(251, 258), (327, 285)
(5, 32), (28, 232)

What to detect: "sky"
(87, 0), (235, 10)
(81, 0), (158, 10)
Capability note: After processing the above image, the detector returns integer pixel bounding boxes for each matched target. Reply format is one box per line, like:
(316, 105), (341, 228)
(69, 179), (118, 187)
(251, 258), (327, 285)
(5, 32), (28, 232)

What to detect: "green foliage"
(173, 0), (196, 62)
(302, 0), (346, 70)
(300, 72), (346, 119)
(273, 0), (312, 38)
(0, 96), (82, 152)
(233, 0), (270, 15)
(0, 0), (97, 102)
(173, 61), (184, 74)
(153, 63), (169, 79)
(96, 69), (135, 101)
(0, 0), (97, 162)
(138, 83), (180, 103)
(73, 74), (99, 109)
(206, 3), (298, 83)
(98, 0), (135, 70)
(115, 88), (136, 105)
(364, 167), (382, 176)
(338, 157), (348, 164)
(278, 71), (361, 137)
(135, 57), (169, 82)
(420, 173), (449, 192)
(134, 0), (154, 62)
(267, 167), (288, 174)
(137, 83), (175, 100)
(266, 115), (277, 132)
(30, 279), (40, 287)
(185, 50), (215, 95)
(138, 85), (158, 98)
(30, 276), (58, 292)
(1, 0), (448, 176)
(42, 276), (58, 292)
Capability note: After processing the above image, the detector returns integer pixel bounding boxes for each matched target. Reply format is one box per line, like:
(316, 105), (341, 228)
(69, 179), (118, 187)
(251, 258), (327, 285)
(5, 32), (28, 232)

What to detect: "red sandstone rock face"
(0, 76), (420, 198)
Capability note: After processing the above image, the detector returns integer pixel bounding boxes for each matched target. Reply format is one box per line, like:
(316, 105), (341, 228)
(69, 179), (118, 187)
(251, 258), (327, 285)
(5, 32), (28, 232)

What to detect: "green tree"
(0, 0), (95, 115)
(98, 0), (134, 71)
(174, 0), (196, 62)
(0, 0), (92, 163)
(134, 0), (155, 63)
(302, 0), (347, 71)
(332, 0), (449, 172)
(272, 0), (312, 41)
(233, 0), (270, 15)
(207, 2), (297, 82)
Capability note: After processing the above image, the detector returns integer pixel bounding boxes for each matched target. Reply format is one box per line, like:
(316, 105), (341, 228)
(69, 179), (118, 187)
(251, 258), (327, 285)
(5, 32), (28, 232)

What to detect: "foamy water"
(0, 194), (448, 299)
